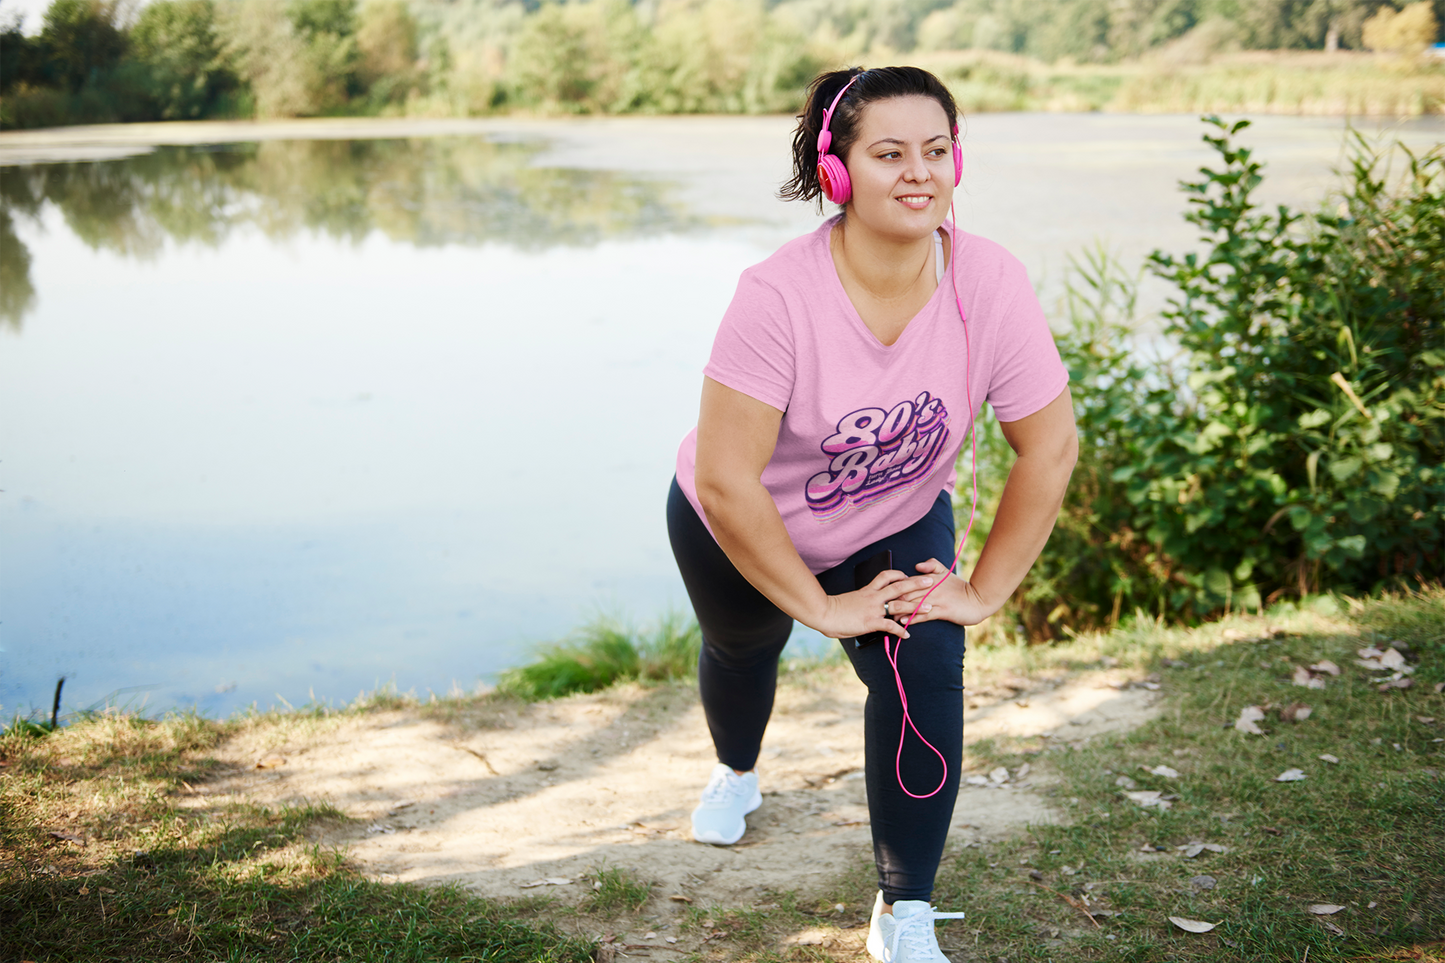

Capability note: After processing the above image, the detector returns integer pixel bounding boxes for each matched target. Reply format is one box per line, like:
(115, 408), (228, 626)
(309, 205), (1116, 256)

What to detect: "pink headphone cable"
(882, 200), (978, 799)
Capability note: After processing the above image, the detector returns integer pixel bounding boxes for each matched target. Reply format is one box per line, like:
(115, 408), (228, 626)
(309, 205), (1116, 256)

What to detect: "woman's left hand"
(886, 558), (995, 628)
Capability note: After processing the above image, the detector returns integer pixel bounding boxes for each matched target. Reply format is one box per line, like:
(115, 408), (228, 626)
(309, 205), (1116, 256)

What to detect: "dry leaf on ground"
(1235, 706), (1268, 735)
(1169, 916), (1219, 933)
(1146, 764), (1180, 778)
(1309, 660), (1341, 676)
(1308, 904), (1346, 915)
(1122, 790), (1171, 810)
(1319, 753), (1341, 764)
(518, 877), (572, 889)
(1177, 842), (1229, 857)
(1275, 768), (1307, 782)
(1292, 665), (1327, 689)
(1281, 702), (1313, 723)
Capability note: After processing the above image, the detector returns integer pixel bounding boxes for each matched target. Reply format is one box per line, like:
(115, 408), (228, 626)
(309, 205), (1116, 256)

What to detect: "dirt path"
(200, 662), (1159, 952)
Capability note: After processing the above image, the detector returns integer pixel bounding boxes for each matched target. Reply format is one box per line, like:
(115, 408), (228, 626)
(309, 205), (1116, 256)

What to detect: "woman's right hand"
(813, 570), (937, 641)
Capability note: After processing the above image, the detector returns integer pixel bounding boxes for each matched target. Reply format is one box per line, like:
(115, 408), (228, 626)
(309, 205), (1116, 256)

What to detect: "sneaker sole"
(691, 790), (762, 845)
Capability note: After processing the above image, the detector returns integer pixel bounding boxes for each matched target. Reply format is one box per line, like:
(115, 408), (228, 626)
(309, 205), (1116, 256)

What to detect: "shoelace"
(888, 906), (966, 962)
(700, 769), (742, 804)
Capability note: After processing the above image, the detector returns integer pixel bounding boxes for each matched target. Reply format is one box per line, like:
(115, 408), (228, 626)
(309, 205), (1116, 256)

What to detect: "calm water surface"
(2, 114), (1440, 719)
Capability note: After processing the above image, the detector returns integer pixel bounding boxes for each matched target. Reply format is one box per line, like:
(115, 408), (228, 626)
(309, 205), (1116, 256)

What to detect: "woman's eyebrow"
(866, 135), (951, 149)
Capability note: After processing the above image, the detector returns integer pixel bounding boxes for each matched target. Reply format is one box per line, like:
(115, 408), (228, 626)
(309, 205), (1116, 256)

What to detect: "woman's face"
(843, 95), (954, 242)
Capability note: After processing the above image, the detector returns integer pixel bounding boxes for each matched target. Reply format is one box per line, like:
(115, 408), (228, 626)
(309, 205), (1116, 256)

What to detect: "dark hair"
(779, 66), (961, 211)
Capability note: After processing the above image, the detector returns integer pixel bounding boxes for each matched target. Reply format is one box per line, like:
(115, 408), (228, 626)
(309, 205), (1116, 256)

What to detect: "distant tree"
(39, 0), (125, 92)
(1363, 0), (1440, 52)
(0, 12), (47, 93)
(356, 0), (418, 102)
(130, 0), (236, 119)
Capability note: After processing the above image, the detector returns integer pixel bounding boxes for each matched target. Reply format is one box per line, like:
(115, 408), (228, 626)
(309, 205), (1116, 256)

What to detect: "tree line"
(1, 0), (1442, 128)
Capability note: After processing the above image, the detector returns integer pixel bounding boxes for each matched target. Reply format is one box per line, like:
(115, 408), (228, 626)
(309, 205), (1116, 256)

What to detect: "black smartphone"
(851, 549), (893, 648)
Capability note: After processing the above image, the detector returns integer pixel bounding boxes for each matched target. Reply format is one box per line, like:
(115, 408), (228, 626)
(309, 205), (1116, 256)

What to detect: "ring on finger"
(883, 602), (890, 617)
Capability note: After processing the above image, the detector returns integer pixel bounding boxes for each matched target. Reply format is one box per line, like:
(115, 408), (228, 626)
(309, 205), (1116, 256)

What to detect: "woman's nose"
(902, 149), (930, 181)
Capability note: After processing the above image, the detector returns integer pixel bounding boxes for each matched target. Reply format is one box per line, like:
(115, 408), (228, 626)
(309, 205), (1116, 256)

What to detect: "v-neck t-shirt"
(675, 215), (1068, 575)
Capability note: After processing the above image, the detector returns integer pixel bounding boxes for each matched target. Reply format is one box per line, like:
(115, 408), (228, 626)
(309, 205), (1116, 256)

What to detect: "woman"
(666, 66), (1076, 963)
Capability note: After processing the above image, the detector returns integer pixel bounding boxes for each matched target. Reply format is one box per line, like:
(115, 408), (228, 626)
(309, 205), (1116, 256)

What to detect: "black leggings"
(666, 478), (964, 904)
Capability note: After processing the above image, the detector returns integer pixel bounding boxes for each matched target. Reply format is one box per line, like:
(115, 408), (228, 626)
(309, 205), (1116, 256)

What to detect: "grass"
(587, 864), (653, 915)
(0, 707), (594, 962)
(3, 589), (1440, 961)
(788, 588), (1445, 963)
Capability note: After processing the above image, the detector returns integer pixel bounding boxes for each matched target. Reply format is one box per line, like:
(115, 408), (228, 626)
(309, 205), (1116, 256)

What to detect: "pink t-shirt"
(676, 216), (1068, 574)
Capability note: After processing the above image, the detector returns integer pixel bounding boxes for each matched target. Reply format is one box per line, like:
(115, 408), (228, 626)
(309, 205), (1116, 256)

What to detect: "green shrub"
(496, 612), (702, 701)
(1005, 117), (1443, 637)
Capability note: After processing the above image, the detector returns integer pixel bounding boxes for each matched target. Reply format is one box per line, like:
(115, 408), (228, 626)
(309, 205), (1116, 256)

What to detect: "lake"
(2, 112), (1441, 720)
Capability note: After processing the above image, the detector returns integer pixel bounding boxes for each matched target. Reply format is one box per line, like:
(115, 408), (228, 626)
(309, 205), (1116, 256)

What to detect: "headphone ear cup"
(953, 141), (962, 187)
(817, 154), (852, 205)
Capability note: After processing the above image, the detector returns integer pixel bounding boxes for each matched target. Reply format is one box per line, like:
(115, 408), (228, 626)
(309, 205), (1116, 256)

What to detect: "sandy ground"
(190, 661), (1160, 953)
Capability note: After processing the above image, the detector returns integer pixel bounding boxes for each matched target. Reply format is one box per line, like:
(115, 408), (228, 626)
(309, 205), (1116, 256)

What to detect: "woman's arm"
(896, 386), (1078, 626)
(694, 376), (939, 640)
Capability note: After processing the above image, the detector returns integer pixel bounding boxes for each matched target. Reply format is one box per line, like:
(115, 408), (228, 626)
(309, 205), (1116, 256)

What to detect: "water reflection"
(0, 136), (697, 326)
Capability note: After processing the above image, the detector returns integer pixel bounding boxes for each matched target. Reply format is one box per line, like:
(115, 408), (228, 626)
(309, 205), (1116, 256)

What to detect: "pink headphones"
(815, 72), (963, 205)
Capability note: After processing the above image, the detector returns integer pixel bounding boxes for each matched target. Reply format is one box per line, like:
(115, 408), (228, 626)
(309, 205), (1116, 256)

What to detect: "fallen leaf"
(1147, 765), (1181, 778)
(1169, 916), (1218, 933)
(1319, 753), (1340, 764)
(644, 932), (657, 939)
(518, 877), (572, 889)
(665, 937), (677, 944)
(1115, 775), (1138, 789)
(1234, 706), (1267, 735)
(1321, 919), (1346, 937)
(988, 766), (1009, 784)
(1016, 763), (1031, 780)
(365, 824), (395, 835)
(78, 885), (90, 895)
(1379, 678), (1413, 691)
(1292, 665), (1317, 687)
(668, 895), (692, 903)
(1177, 842), (1228, 857)
(1418, 716), (1436, 724)
(255, 755), (286, 769)
(1122, 790), (1171, 810)
(787, 933), (825, 946)
(1309, 660), (1341, 677)
(1308, 904), (1346, 915)
(964, 775), (991, 787)
(1435, 682), (1444, 694)
(1261, 826), (1282, 835)
(1189, 875), (1217, 891)
(1275, 769), (1307, 782)
(1281, 702), (1313, 723)
(46, 831), (84, 845)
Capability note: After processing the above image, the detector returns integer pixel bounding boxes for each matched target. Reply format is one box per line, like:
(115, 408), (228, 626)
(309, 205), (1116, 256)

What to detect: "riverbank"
(4, 589), (1441, 961)
(911, 49), (1445, 117)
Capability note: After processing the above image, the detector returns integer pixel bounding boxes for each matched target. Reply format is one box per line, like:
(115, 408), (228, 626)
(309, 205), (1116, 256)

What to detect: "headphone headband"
(816, 72), (862, 157)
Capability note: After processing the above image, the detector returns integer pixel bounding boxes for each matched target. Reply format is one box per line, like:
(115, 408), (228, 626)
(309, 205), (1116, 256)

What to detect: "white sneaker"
(690, 763), (761, 845)
(866, 891), (965, 962)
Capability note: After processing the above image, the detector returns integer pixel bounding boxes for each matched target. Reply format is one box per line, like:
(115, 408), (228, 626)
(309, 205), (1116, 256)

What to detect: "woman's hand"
(887, 559), (995, 628)
(815, 569), (940, 641)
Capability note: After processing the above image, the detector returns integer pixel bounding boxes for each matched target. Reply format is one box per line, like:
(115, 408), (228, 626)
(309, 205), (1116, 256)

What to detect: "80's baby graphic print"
(804, 391), (951, 521)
